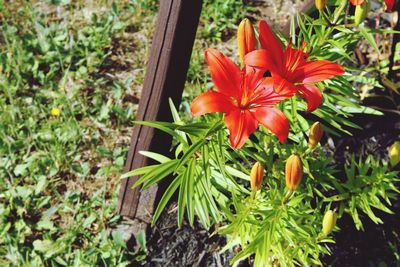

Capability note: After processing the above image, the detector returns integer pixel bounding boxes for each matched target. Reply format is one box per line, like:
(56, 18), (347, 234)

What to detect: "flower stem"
(282, 190), (294, 204)
(332, 0), (348, 25)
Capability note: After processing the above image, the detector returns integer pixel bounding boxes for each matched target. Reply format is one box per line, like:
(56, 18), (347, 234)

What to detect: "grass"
(0, 0), (250, 265)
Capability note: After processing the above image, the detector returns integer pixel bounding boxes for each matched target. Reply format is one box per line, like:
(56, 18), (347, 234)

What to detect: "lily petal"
(190, 90), (235, 116)
(272, 74), (298, 95)
(251, 107), (289, 143)
(224, 109), (258, 149)
(259, 20), (284, 70)
(350, 0), (365, 5)
(244, 66), (265, 93)
(244, 49), (278, 73)
(295, 60), (344, 83)
(252, 78), (294, 106)
(284, 42), (309, 74)
(238, 18), (257, 64)
(298, 84), (323, 112)
(205, 48), (242, 100)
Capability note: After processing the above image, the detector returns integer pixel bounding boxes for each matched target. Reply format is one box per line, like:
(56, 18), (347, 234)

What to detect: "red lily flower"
(190, 48), (291, 149)
(385, 0), (395, 11)
(245, 20), (345, 112)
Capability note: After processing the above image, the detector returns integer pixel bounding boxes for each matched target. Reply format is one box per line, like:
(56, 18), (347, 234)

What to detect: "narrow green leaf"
(225, 166), (249, 181)
(139, 151), (171, 163)
(359, 25), (381, 57)
(175, 139), (206, 172)
(141, 160), (180, 190)
(169, 98), (181, 123)
(121, 165), (158, 179)
(185, 159), (196, 226)
(132, 160), (179, 189)
(133, 120), (186, 144)
(178, 168), (188, 227)
(151, 175), (181, 226)
(176, 122), (213, 137)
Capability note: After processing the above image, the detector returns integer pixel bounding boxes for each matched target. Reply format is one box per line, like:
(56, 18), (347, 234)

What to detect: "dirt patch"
(144, 203), (240, 267)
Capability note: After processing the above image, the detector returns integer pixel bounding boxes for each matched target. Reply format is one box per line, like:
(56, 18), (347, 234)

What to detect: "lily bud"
(389, 141), (400, 167)
(354, 0), (370, 26)
(250, 162), (264, 191)
(285, 154), (303, 191)
(322, 210), (338, 236)
(308, 122), (324, 149)
(237, 18), (256, 64)
(315, 0), (327, 10)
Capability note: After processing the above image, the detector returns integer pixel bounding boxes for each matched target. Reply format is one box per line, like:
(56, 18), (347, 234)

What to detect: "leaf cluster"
(130, 13), (400, 265)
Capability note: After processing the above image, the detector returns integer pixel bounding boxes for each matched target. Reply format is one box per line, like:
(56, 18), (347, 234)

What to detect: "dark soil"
(143, 203), (240, 267)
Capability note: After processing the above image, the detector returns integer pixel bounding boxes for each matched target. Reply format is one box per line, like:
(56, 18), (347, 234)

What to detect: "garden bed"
(143, 114), (399, 266)
(141, 1), (400, 266)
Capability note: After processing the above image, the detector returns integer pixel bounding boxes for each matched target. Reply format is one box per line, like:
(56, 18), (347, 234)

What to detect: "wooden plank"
(117, 0), (202, 230)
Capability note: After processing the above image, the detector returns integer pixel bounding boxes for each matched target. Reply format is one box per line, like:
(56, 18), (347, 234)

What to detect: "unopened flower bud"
(322, 210), (338, 236)
(308, 122), (324, 149)
(250, 162), (264, 191)
(389, 141), (400, 167)
(285, 154), (303, 191)
(237, 18), (256, 64)
(51, 107), (61, 117)
(315, 0), (327, 10)
(354, 0), (370, 26)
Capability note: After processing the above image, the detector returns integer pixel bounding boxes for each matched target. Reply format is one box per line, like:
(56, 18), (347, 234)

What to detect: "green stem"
(282, 190), (294, 204)
(291, 97), (300, 131)
(332, 0), (348, 25)
(320, 10), (331, 25)
(303, 147), (312, 157)
(250, 190), (257, 201)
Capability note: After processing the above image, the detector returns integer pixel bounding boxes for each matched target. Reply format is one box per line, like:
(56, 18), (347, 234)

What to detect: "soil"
(144, 203), (238, 267)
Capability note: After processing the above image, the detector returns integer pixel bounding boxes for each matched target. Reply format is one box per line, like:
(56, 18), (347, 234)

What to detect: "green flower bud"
(389, 141), (400, 167)
(354, 0), (370, 26)
(322, 210), (338, 236)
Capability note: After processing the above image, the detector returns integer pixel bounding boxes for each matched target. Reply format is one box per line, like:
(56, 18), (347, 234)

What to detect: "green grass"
(0, 0), (250, 265)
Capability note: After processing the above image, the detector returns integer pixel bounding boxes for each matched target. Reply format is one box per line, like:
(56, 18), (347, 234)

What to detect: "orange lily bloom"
(244, 20), (345, 112)
(190, 48), (291, 149)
